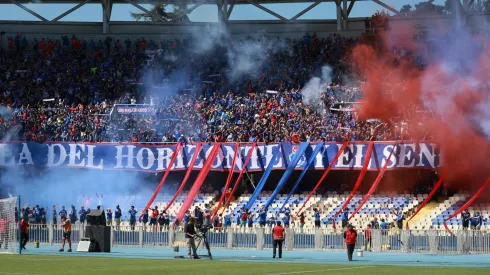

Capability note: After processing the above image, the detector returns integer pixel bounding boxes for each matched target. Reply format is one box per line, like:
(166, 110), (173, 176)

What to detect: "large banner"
(0, 142), (440, 172)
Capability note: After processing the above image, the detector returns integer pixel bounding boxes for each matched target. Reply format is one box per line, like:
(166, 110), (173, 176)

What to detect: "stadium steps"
(406, 202), (439, 229)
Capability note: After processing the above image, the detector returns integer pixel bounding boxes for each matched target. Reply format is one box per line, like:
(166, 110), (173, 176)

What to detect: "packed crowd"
(0, 32), (423, 143)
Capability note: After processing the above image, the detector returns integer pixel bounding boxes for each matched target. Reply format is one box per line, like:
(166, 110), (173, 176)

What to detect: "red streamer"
(139, 142), (183, 220)
(332, 142), (374, 229)
(443, 176), (490, 236)
(405, 174), (445, 230)
(221, 142), (257, 212)
(175, 143), (221, 224)
(164, 143), (203, 212)
(348, 142), (397, 220)
(211, 142), (240, 220)
(295, 142), (349, 217)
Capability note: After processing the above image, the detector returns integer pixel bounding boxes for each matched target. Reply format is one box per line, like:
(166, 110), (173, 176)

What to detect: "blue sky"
(0, 0), (446, 22)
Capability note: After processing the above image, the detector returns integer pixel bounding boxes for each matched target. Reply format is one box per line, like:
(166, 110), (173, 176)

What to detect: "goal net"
(0, 196), (19, 254)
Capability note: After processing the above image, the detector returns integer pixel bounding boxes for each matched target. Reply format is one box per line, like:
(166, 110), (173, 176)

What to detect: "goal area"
(0, 196), (19, 254)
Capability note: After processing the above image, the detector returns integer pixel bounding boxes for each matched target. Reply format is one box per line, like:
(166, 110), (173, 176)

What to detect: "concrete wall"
(0, 19), (367, 47)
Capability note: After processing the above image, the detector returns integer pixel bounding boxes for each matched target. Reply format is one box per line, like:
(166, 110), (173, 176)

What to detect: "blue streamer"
(279, 142), (325, 213)
(264, 142), (310, 211)
(246, 144), (282, 210)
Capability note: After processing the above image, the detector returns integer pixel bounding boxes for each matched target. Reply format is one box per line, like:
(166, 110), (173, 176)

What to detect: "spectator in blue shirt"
(283, 208), (291, 228)
(183, 210), (190, 229)
(79, 206), (87, 224)
(59, 206), (67, 219)
(395, 210), (404, 230)
(461, 209), (471, 230)
(69, 205), (78, 224)
(471, 212), (483, 230)
(40, 207), (47, 226)
(380, 218), (388, 235)
(128, 206), (138, 231)
(52, 205), (58, 225)
(142, 210), (149, 231)
(247, 212), (254, 228)
(223, 211), (231, 228)
(313, 208), (321, 228)
(341, 208), (349, 228)
(106, 208), (113, 226)
(258, 208), (267, 227)
(34, 205), (41, 224)
(114, 205), (122, 231)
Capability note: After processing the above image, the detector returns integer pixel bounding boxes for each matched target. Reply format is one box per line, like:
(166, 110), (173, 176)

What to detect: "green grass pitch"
(0, 255), (489, 275)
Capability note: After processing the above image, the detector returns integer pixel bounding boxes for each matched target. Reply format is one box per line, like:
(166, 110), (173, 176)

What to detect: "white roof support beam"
(346, 0), (355, 17)
(52, 0), (91, 21)
(245, 0), (287, 20)
(290, 0), (322, 20)
(227, 1), (235, 19)
(334, 0), (347, 19)
(9, 0), (49, 21)
(171, 3), (202, 21)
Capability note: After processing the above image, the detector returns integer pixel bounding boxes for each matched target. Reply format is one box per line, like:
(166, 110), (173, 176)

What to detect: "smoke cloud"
(1, 167), (164, 211)
(301, 66), (333, 107)
(352, 18), (490, 192)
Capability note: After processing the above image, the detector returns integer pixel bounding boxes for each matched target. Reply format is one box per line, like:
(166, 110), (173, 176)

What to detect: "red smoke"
(351, 22), (490, 193)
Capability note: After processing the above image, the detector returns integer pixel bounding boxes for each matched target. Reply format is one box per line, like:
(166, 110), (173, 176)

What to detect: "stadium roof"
(1, 0), (373, 4)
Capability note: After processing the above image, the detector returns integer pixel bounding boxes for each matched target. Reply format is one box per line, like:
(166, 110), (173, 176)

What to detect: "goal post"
(0, 196), (20, 254)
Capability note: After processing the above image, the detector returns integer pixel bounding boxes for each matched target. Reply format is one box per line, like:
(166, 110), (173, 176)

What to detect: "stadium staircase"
(406, 202), (438, 230)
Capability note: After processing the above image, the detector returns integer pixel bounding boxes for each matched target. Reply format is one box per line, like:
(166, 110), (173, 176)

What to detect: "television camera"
(194, 224), (213, 260)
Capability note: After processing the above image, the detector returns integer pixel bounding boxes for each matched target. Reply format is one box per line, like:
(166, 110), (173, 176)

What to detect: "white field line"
(265, 265), (376, 275)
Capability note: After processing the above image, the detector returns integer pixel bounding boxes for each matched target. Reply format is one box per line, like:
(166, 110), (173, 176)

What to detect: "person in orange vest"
(59, 217), (72, 252)
(343, 224), (357, 261)
(272, 221), (285, 258)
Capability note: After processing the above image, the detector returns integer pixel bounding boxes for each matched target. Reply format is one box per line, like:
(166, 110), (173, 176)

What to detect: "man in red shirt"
(19, 217), (29, 250)
(272, 221), (285, 259)
(343, 224), (357, 261)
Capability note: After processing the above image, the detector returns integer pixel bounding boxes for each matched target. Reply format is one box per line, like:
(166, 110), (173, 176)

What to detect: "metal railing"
(23, 224), (490, 254)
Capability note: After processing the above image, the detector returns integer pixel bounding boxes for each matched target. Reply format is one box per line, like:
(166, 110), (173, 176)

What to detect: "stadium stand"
(0, 33), (416, 144)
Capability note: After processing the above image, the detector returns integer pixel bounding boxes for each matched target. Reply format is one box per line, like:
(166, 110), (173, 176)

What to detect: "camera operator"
(185, 217), (200, 259)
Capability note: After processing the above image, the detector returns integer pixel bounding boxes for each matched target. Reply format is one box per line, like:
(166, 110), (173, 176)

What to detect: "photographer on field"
(185, 217), (199, 259)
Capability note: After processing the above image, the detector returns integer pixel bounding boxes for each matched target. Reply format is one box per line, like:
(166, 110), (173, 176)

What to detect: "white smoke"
(301, 66), (332, 106)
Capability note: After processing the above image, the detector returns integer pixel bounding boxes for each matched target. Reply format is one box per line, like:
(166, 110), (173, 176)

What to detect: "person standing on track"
(343, 224), (357, 261)
(19, 217), (29, 250)
(59, 217), (72, 252)
(272, 221), (285, 259)
(185, 217), (199, 259)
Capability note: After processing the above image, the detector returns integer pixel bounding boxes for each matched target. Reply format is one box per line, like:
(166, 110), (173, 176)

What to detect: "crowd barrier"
(23, 224), (490, 254)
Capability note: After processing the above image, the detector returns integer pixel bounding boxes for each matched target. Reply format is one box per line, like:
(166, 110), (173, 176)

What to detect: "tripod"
(194, 231), (213, 260)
